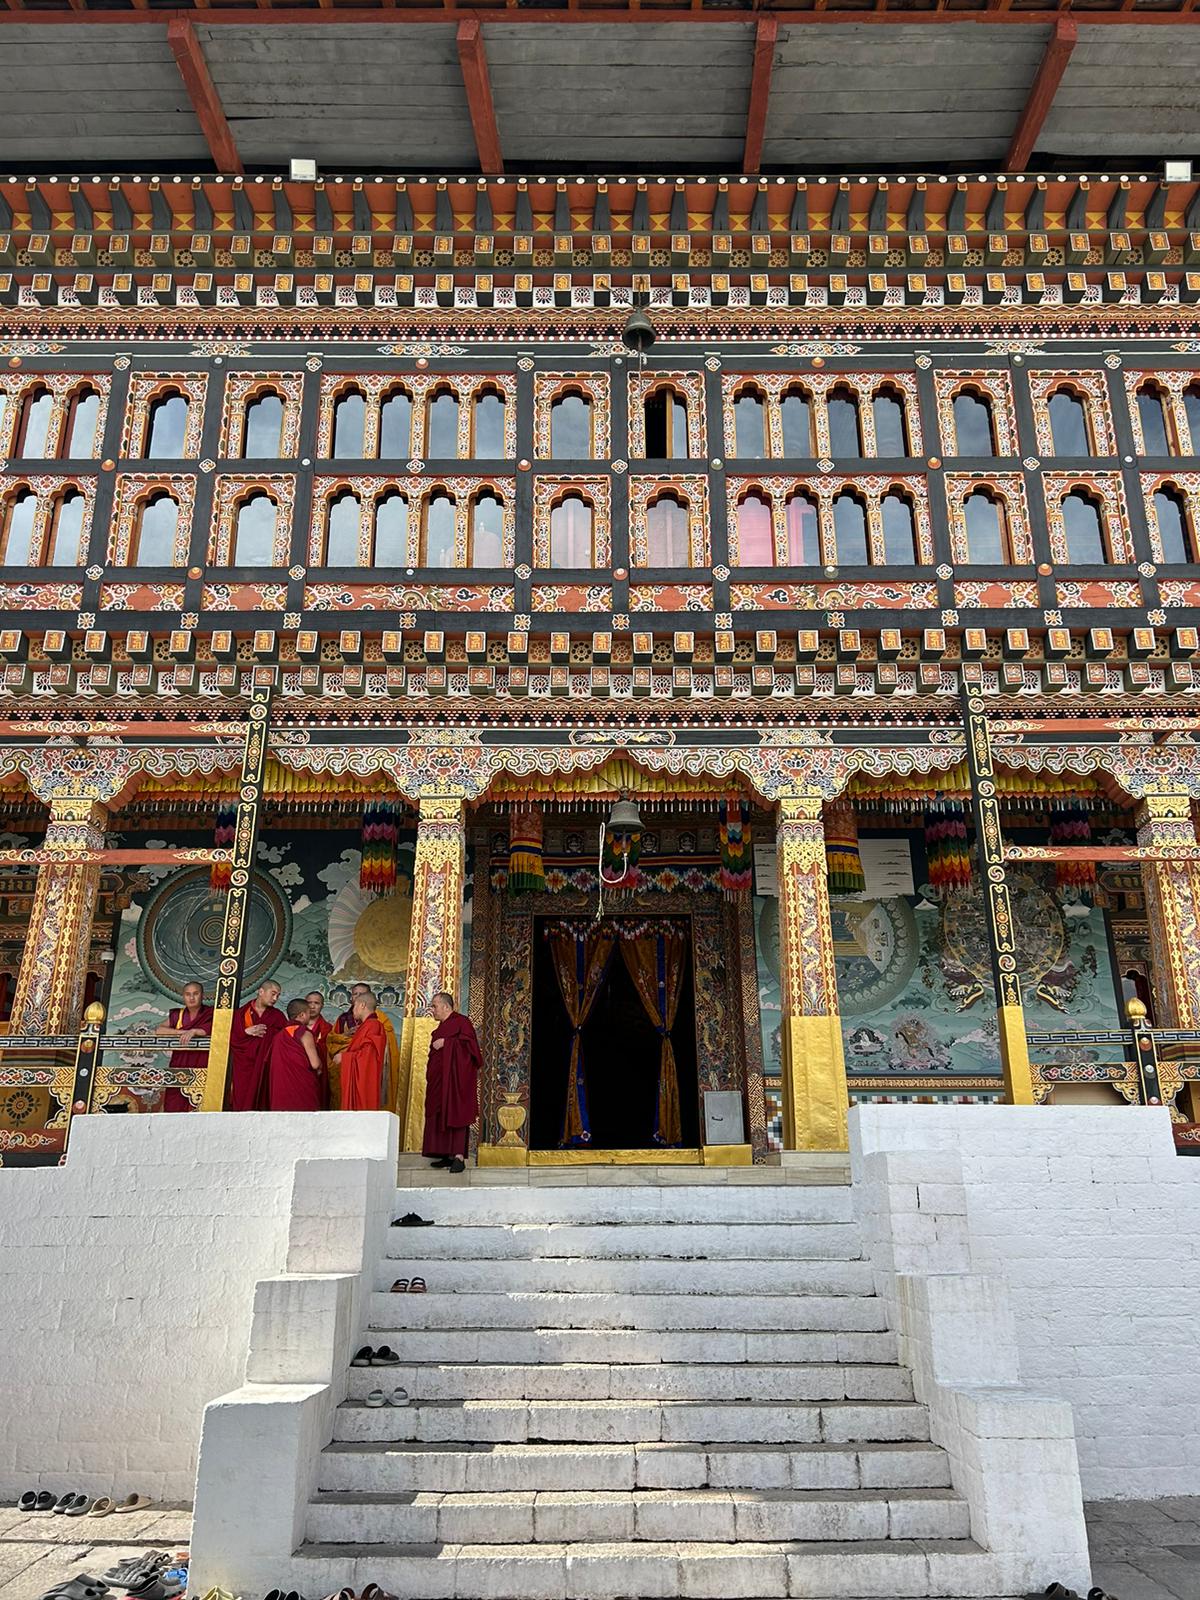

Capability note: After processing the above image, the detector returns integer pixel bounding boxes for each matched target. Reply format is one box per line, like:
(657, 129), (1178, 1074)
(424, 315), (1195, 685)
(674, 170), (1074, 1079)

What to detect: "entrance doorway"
(530, 918), (700, 1150)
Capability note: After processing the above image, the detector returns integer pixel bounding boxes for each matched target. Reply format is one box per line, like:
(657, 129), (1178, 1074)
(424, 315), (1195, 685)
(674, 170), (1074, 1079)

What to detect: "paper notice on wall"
(859, 837), (915, 899)
(753, 843), (778, 897)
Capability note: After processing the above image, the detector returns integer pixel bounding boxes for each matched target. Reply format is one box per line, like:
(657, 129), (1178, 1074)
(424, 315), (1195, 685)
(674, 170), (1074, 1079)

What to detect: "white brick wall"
(0, 1112), (398, 1502)
(851, 1104), (1200, 1501)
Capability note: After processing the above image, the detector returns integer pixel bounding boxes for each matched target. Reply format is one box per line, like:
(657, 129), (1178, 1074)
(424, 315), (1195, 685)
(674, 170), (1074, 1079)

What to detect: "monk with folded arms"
(155, 979), (212, 1114)
(334, 990), (387, 1111)
(422, 991), (482, 1174)
(267, 997), (325, 1112)
(228, 979), (285, 1111)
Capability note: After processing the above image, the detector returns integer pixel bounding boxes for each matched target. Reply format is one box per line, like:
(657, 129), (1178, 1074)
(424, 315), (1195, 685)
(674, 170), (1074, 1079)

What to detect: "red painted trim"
(0, 7), (1191, 24)
(1003, 15), (1078, 171)
(456, 18), (504, 175)
(167, 16), (244, 176)
(743, 16), (778, 175)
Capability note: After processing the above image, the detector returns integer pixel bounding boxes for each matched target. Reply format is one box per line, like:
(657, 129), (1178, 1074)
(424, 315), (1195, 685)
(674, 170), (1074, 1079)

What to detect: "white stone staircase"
(296, 1174), (1033, 1598)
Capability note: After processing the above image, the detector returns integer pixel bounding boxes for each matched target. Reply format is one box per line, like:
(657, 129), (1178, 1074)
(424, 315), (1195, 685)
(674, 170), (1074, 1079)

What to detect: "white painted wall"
(0, 1112), (398, 1503)
(851, 1103), (1200, 1500)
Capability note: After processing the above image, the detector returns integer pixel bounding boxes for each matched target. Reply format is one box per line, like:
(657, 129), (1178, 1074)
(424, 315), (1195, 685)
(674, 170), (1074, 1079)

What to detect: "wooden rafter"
(456, 18), (504, 175)
(166, 16), (244, 176)
(743, 16), (778, 175)
(0, 6), (1194, 21)
(1004, 15), (1078, 171)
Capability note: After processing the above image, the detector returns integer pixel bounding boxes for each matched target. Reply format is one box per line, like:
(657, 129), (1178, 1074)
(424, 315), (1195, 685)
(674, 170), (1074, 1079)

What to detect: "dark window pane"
(1048, 392), (1090, 456)
(781, 393), (813, 456)
(1138, 390), (1171, 455)
(243, 394), (284, 459)
(733, 394), (766, 459)
(379, 392), (412, 459)
(1062, 492), (1105, 562)
(827, 394), (862, 457)
(833, 494), (868, 563)
(332, 392), (366, 459)
(964, 493), (1005, 564)
(3, 492), (38, 563)
(49, 493), (86, 565)
(424, 493), (456, 564)
(473, 393), (505, 459)
(471, 494), (504, 565)
(427, 393), (460, 458)
(374, 494), (408, 566)
(1186, 390), (1200, 453)
(953, 392), (995, 456)
(881, 494), (915, 563)
(135, 495), (179, 565)
(873, 394), (908, 457)
(326, 493), (362, 564)
(233, 495), (277, 564)
(66, 391), (101, 458)
(1154, 491), (1190, 563)
(147, 394), (189, 459)
(550, 395), (592, 458)
(18, 392), (53, 458)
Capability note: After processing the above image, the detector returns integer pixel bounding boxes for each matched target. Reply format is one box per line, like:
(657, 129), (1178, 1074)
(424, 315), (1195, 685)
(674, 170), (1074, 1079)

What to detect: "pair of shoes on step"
(350, 1345), (399, 1367)
(390, 1212), (433, 1228)
(321, 1585), (396, 1600)
(428, 1157), (465, 1173)
(19, 1491), (90, 1517)
(364, 1387), (409, 1407)
(389, 1277), (426, 1294)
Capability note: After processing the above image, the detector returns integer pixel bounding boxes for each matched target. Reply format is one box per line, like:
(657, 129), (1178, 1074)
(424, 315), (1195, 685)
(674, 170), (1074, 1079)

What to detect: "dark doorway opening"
(530, 920), (700, 1150)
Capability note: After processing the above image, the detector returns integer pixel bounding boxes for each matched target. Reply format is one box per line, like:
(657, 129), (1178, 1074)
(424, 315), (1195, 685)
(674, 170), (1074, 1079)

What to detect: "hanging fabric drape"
(924, 799), (972, 896)
(507, 803), (546, 894)
(620, 928), (687, 1147)
(1051, 798), (1096, 904)
(209, 801), (236, 894)
(360, 799), (399, 893)
(547, 928), (617, 1146)
(824, 798), (865, 896)
(717, 800), (752, 896)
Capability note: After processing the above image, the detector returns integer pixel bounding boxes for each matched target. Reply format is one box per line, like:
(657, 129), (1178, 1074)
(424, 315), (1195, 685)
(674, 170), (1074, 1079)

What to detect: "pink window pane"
(736, 494), (773, 563)
(784, 497), (819, 565)
(646, 498), (689, 565)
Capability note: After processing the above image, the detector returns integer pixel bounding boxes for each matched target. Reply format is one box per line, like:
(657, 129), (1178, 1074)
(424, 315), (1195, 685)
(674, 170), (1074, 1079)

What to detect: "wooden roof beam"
(457, 18), (504, 176)
(1004, 15), (1077, 171)
(167, 16), (243, 176)
(743, 16), (777, 175)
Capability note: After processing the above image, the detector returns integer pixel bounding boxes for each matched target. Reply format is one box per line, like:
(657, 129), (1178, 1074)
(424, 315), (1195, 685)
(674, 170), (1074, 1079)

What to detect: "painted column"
(1137, 791), (1200, 1027)
(961, 690), (1035, 1105)
(202, 673), (273, 1110)
(775, 792), (849, 1152)
(11, 795), (106, 1037)
(400, 792), (467, 1152)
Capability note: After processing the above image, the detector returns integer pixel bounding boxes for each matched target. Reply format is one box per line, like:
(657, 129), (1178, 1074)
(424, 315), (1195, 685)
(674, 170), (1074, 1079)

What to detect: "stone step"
(384, 1221), (863, 1262)
(392, 1184), (853, 1226)
(318, 1440), (953, 1495)
(331, 1398), (931, 1446)
(345, 1360), (913, 1404)
(306, 1486), (971, 1546)
(365, 1326), (899, 1365)
(367, 1290), (888, 1332)
(292, 1536), (1030, 1599)
(376, 1256), (876, 1296)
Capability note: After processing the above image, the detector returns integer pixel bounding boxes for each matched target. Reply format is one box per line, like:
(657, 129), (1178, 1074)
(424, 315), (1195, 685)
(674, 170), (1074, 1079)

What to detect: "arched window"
(426, 390), (460, 458)
(232, 493), (278, 565)
(784, 493), (819, 565)
(325, 490), (362, 565)
(423, 490), (456, 566)
(48, 491), (86, 566)
(643, 387), (689, 460)
(331, 389), (366, 460)
(550, 392), (593, 458)
(242, 392), (284, 459)
(1061, 490), (1106, 563)
(1185, 385), (1200, 454)
(780, 388), (814, 456)
(2, 490), (38, 564)
(549, 495), (593, 567)
(827, 387), (863, 457)
(1048, 389), (1091, 456)
(963, 489), (1009, 564)
(132, 492), (179, 566)
(16, 389), (53, 458)
(832, 491), (869, 564)
(379, 388), (413, 459)
(735, 492), (773, 564)
(469, 492), (504, 565)
(952, 390), (996, 456)
(645, 495), (690, 566)
(64, 388), (101, 458)
(472, 389), (506, 459)
(881, 491), (916, 563)
(1137, 384), (1173, 455)
(732, 389), (766, 459)
(872, 388), (909, 458)
(372, 491), (408, 566)
(1154, 487), (1193, 563)
(146, 392), (189, 460)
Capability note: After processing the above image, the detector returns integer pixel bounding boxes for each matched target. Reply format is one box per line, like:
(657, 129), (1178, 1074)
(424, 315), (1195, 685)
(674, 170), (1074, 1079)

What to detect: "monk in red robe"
(266, 998), (324, 1112)
(306, 990), (332, 1108)
(228, 979), (285, 1111)
(422, 991), (481, 1173)
(155, 980), (212, 1114)
(334, 991), (387, 1111)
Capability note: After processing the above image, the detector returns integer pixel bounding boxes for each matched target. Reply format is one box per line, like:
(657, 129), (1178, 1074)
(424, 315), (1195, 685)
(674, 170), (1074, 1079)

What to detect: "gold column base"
(998, 1002), (1035, 1105)
(400, 1013), (436, 1151)
(781, 1013), (849, 1152)
(201, 1006), (234, 1112)
(702, 1142), (753, 1166)
(477, 1142), (529, 1167)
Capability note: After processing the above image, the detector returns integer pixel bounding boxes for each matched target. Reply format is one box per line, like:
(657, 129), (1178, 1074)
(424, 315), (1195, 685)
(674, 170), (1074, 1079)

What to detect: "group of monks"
(153, 979), (483, 1170)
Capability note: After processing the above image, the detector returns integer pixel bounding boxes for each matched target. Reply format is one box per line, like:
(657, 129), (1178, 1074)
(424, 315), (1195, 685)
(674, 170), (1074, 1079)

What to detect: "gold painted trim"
(702, 1143), (753, 1166)
(527, 1147), (703, 1166)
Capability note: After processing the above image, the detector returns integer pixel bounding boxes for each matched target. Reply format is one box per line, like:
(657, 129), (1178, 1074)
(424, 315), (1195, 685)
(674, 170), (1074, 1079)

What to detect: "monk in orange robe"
(334, 991), (387, 1111)
(228, 979), (285, 1111)
(422, 991), (482, 1173)
(155, 980), (212, 1114)
(267, 998), (324, 1112)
